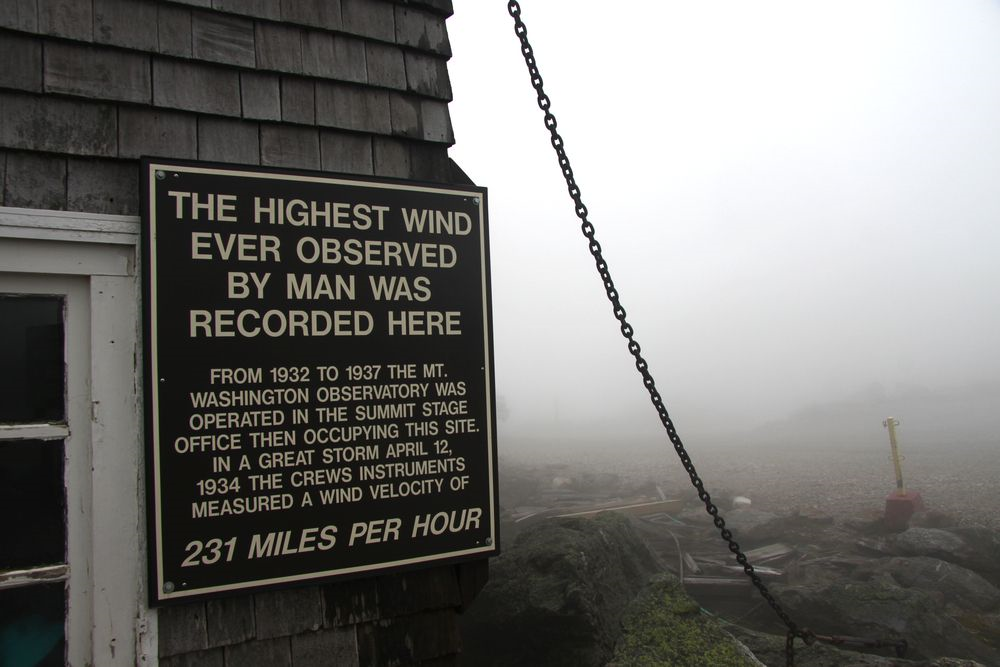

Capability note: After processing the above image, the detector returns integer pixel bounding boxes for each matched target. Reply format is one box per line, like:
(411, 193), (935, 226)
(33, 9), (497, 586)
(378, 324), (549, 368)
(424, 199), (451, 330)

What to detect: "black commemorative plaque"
(141, 159), (497, 604)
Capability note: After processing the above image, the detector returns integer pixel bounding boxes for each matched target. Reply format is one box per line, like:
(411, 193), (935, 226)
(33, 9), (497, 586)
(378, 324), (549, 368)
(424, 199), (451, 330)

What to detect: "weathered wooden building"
(0, 0), (491, 664)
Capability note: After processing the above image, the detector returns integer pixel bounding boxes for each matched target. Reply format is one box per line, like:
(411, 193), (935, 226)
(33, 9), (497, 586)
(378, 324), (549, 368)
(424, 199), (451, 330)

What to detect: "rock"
(736, 511), (836, 548)
(845, 515), (891, 536)
(729, 626), (989, 667)
(458, 512), (660, 667)
(894, 527), (968, 559)
(884, 527), (1000, 587)
(608, 574), (762, 666)
(772, 571), (997, 663)
(674, 506), (784, 542)
(950, 527), (1000, 586)
(911, 510), (962, 530)
(950, 611), (1000, 657)
(722, 509), (780, 538)
(868, 557), (1000, 613)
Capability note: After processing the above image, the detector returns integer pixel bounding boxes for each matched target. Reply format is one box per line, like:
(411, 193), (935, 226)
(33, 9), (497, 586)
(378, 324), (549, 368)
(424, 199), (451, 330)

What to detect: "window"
(0, 296), (68, 666)
(0, 208), (153, 666)
(0, 278), (91, 666)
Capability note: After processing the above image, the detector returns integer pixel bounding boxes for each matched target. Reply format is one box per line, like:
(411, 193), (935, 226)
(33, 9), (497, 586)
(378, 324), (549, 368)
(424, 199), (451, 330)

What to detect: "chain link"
(506, 2), (810, 663)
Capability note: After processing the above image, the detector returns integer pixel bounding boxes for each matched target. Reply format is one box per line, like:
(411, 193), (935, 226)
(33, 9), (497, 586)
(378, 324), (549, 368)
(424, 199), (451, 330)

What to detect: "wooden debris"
(550, 499), (684, 520)
(744, 543), (795, 564)
(682, 575), (753, 594)
(722, 565), (784, 579)
(683, 552), (702, 575)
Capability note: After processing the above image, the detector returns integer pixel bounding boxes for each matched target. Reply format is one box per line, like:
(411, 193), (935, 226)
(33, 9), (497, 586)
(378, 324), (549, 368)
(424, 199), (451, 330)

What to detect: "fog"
(446, 1), (1000, 456)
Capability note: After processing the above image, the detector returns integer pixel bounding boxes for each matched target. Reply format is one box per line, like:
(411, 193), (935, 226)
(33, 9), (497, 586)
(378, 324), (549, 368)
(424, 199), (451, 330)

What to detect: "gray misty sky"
(444, 2), (1000, 449)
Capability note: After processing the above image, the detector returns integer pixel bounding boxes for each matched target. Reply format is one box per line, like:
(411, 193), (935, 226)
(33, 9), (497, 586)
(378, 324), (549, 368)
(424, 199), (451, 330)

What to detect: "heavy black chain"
(506, 2), (812, 664)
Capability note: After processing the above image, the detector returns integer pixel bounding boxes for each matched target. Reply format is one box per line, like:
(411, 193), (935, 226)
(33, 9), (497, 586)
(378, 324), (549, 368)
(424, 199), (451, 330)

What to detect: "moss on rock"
(610, 574), (759, 667)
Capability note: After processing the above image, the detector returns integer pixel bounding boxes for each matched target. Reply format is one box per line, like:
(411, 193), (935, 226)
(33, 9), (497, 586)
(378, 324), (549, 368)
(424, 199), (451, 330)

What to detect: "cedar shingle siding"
(0, 1), (484, 663)
(0, 0), (456, 215)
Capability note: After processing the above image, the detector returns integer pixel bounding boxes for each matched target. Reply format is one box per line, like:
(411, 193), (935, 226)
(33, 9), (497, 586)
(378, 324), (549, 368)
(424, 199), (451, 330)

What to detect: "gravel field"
(664, 442), (1000, 528)
(502, 438), (1000, 529)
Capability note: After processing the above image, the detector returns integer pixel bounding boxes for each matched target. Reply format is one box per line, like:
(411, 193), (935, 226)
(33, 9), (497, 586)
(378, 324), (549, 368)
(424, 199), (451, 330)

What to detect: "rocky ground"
(500, 440), (1000, 530)
(641, 507), (1000, 665)
(651, 442), (1000, 532)
(465, 443), (1000, 666)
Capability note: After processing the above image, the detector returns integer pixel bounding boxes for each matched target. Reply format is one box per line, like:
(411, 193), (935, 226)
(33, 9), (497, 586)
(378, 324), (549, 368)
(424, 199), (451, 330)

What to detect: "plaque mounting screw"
(163, 581), (175, 593)
(485, 537), (493, 546)
(473, 198), (480, 205)
(155, 170), (165, 180)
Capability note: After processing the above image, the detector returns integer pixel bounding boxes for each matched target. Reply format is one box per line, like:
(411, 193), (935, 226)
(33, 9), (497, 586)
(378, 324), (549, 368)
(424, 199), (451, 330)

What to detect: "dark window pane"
(0, 440), (65, 569)
(0, 583), (65, 667)
(0, 296), (65, 423)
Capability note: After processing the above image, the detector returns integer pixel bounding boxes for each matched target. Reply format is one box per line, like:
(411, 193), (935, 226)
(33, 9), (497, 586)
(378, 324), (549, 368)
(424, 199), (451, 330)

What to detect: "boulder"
(772, 571), (997, 663)
(458, 512), (660, 667)
(865, 557), (1000, 613)
(910, 510), (963, 530)
(863, 526), (1000, 588)
(949, 612), (1000, 657)
(609, 574), (762, 666)
(736, 511), (836, 548)
(893, 527), (968, 560)
(729, 626), (989, 667)
(676, 506), (780, 539)
(950, 527), (1000, 587)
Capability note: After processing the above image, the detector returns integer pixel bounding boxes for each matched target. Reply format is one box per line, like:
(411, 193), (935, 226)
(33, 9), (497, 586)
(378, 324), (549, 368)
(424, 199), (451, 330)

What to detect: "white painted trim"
(136, 610), (158, 667)
(0, 236), (135, 277)
(89, 274), (144, 667)
(0, 423), (70, 441)
(0, 564), (70, 590)
(0, 206), (139, 245)
(0, 237), (135, 277)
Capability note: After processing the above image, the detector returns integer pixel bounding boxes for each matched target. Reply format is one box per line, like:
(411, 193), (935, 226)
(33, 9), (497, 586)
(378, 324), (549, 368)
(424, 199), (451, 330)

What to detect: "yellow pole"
(883, 417), (906, 496)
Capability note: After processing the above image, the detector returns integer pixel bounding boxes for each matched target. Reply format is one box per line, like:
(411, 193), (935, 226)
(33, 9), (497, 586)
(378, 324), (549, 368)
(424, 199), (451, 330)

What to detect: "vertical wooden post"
(883, 417), (905, 496)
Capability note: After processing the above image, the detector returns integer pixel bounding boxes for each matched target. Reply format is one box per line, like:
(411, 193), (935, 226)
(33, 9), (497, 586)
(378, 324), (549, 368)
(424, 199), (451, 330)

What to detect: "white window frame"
(0, 206), (156, 667)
